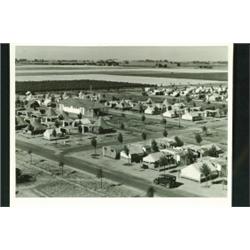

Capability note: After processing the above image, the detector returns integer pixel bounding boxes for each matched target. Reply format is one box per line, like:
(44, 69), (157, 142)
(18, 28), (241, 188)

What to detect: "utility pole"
(178, 94), (181, 128)
(179, 111), (181, 128)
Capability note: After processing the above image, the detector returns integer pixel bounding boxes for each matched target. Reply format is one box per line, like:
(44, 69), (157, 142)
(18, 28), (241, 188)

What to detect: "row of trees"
(16, 79), (152, 93)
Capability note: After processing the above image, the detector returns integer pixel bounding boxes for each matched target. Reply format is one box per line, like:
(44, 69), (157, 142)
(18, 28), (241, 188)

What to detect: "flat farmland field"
(16, 67), (227, 81)
(16, 65), (228, 86)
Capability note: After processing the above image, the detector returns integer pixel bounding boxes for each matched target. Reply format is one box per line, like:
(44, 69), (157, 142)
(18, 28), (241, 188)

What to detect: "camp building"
(59, 98), (106, 118)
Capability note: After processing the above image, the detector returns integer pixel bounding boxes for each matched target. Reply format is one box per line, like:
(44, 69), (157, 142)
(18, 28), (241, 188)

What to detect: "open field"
(16, 148), (144, 197)
(16, 74), (227, 85)
(16, 65), (227, 72)
(16, 64), (228, 85)
(16, 67), (227, 81)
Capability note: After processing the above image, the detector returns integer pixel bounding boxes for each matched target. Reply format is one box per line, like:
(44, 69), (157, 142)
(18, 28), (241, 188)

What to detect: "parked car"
(153, 174), (176, 188)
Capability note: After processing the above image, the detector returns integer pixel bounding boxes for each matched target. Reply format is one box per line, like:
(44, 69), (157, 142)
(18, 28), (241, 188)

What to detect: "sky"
(16, 46), (228, 61)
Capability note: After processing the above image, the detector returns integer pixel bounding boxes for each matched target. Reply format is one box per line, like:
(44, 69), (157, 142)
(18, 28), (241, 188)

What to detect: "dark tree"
(195, 133), (202, 145)
(117, 133), (123, 144)
(120, 123), (125, 130)
(163, 129), (168, 137)
(91, 138), (97, 154)
(96, 168), (103, 188)
(28, 149), (33, 165)
(200, 163), (211, 187)
(78, 125), (82, 133)
(123, 145), (130, 164)
(27, 124), (34, 134)
(52, 128), (57, 137)
(146, 186), (155, 197)
(55, 120), (60, 128)
(141, 132), (147, 140)
(151, 139), (159, 152)
(141, 114), (146, 123)
(206, 145), (218, 157)
(202, 126), (208, 136)
(186, 149), (195, 165)
(159, 155), (169, 167)
(40, 109), (46, 115)
(174, 136), (184, 147)
(52, 129), (58, 144)
(78, 113), (83, 119)
(185, 95), (192, 103)
(139, 104), (144, 113)
(59, 161), (64, 176)
(161, 118), (167, 128)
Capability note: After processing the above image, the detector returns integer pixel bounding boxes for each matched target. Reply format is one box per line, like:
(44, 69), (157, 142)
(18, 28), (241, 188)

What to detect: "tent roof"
(126, 144), (144, 154)
(93, 117), (111, 129)
(162, 99), (170, 106)
(60, 98), (104, 109)
(105, 145), (124, 152)
(201, 144), (222, 151)
(46, 107), (58, 117)
(143, 152), (163, 163)
(182, 160), (218, 174)
(80, 118), (92, 125)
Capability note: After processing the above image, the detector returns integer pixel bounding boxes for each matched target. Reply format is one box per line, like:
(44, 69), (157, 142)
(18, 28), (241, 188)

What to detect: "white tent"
(180, 160), (218, 182)
(180, 164), (203, 182)
(143, 152), (163, 164)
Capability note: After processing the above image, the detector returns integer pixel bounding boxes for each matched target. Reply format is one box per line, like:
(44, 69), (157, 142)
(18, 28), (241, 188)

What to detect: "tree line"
(16, 80), (153, 93)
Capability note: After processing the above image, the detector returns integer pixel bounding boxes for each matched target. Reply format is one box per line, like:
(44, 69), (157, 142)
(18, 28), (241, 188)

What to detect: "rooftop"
(60, 98), (104, 110)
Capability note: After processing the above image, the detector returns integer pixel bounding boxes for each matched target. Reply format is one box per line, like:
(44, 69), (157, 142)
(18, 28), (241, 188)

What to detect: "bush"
(195, 133), (202, 145)
(174, 136), (184, 147)
(151, 139), (159, 152)
(120, 123), (125, 130)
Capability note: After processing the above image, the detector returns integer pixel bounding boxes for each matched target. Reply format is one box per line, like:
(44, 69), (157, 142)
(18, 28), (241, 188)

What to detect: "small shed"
(92, 117), (114, 134)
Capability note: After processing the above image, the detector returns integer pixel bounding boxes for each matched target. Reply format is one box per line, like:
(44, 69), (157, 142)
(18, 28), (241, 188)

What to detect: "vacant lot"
(16, 149), (143, 197)
(16, 68), (227, 81)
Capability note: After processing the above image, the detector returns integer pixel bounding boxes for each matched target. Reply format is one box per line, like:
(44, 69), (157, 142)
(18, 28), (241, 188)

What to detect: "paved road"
(16, 139), (199, 197)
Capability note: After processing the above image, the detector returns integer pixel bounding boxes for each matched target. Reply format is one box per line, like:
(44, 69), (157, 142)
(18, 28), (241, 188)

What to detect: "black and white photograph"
(2, 1), (250, 250)
(14, 46), (230, 198)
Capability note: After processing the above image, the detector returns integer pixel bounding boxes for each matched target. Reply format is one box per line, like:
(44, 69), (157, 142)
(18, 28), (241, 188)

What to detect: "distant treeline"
(16, 80), (152, 93)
